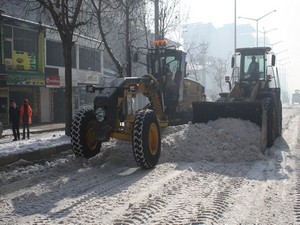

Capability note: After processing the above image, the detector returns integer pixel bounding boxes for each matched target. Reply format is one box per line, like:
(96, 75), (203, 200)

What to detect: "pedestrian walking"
(9, 99), (20, 141)
(20, 99), (32, 139)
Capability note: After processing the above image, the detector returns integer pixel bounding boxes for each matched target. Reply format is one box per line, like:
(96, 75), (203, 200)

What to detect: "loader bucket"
(192, 101), (263, 126)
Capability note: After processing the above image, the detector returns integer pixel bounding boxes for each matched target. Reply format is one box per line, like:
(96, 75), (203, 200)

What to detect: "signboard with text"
(7, 71), (45, 86)
(45, 67), (60, 88)
(12, 51), (38, 71)
(46, 75), (60, 87)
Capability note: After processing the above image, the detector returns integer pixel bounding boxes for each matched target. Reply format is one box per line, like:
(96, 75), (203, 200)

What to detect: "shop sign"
(13, 51), (38, 71)
(7, 71), (45, 86)
(46, 75), (60, 88)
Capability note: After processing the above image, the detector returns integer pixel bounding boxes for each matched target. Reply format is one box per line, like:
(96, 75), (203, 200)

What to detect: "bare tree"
(185, 40), (208, 84)
(159, 0), (184, 39)
(34, 0), (91, 136)
(207, 56), (228, 93)
(91, 0), (147, 77)
(184, 39), (228, 100)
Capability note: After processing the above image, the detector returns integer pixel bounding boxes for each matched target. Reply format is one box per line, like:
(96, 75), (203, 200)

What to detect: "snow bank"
(160, 118), (263, 163)
(94, 118), (264, 168)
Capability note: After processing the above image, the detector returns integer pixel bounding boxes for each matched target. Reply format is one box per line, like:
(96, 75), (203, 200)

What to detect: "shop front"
(7, 70), (45, 124)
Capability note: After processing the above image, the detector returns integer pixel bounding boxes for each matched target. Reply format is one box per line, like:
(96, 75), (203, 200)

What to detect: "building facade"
(0, 14), (106, 126)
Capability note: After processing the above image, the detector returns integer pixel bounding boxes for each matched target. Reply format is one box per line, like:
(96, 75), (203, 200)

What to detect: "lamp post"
(276, 49), (288, 55)
(239, 10), (276, 47)
(234, 0), (237, 66)
(258, 27), (277, 46)
(278, 57), (290, 63)
(270, 40), (283, 48)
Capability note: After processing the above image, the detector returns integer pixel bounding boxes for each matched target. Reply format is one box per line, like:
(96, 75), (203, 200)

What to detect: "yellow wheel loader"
(70, 43), (205, 169)
(192, 47), (282, 153)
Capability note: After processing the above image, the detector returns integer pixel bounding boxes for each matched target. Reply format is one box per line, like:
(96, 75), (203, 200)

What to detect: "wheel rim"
(86, 121), (97, 150)
(148, 123), (159, 156)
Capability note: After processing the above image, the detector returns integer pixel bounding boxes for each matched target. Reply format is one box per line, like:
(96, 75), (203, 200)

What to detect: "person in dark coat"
(9, 99), (20, 141)
(20, 99), (32, 139)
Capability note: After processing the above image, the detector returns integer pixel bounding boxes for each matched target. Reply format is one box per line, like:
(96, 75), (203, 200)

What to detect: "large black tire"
(0, 122), (2, 138)
(132, 109), (161, 169)
(71, 108), (101, 158)
(277, 100), (282, 137)
(263, 98), (277, 148)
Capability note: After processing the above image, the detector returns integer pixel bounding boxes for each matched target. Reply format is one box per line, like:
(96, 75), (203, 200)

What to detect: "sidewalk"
(0, 123), (71, 167)
(1, 123), (66, 137)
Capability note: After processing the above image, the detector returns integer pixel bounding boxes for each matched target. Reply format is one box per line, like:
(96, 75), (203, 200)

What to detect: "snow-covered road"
(0, 106), (299, 224)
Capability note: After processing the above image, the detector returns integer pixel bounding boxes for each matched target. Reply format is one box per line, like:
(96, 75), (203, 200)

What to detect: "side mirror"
(231, 56), (235, 68)
(184, 62), (188, 77)
(271, 55), (276, 66)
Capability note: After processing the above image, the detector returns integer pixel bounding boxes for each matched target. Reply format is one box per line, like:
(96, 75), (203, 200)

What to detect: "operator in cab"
(246, 55), (259, 80)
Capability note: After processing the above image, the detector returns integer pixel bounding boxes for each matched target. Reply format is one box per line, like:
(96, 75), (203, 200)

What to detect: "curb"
(0, 143), (72, 167)
(1, 128), (64, 138)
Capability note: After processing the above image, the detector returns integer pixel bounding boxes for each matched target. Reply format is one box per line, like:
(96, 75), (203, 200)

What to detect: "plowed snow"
(0, 107), (298, 225)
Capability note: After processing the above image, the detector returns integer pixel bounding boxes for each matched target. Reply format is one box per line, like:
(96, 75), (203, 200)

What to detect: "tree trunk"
(125, 1), (131, 77)
(63, 41), (73, 136)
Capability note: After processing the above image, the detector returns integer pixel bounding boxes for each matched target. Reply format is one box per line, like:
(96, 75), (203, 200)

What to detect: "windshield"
(241, 54), (265, 81)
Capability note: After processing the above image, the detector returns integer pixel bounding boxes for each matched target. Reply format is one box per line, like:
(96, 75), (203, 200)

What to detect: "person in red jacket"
(20, 99), (32, 139)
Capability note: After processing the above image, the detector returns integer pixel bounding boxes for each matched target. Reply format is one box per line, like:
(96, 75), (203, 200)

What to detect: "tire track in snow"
(113, 167), (243, 224)
(19, 164), (181, 224)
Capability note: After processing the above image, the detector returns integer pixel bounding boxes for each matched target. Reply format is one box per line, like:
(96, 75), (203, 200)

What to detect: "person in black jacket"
(9, 99), (20, 141)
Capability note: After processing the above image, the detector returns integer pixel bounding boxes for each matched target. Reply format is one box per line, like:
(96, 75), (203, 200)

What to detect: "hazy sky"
(183, 0), (299, 94)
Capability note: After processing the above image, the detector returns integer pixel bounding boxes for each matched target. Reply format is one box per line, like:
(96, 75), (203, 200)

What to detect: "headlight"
(129, 84), (139, 93)
(95, 107), (105, 122)
(86, 85), (95, 93)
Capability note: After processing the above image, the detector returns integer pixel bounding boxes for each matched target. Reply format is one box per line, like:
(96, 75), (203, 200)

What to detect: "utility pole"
(125, 0), (131, 77)
(154, 0), (159, 40)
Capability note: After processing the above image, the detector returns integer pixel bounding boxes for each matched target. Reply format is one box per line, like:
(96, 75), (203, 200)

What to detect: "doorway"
(0, 96), (8, 125)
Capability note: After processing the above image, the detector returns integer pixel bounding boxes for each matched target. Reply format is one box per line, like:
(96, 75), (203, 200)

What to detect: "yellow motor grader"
(70, 42), (205, 169)
(193, 47), (282, 153)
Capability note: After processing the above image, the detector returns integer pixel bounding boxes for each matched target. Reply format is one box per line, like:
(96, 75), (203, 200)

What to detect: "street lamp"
(258, 27), (277, 46)
(239, 10), (276, 47)
(278, 57), (290, 63)
(276, 49), (288, 55)
(270, 40), (283, 48)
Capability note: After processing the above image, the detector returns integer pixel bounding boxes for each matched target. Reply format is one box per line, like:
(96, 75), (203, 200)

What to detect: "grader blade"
(192, 101), (263, 126)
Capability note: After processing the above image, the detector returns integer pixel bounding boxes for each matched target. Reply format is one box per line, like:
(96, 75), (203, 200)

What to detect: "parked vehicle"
(292, 89), (300, 105)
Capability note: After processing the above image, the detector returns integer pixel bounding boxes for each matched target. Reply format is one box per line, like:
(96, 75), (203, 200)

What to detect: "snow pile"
(160, 118), (263, 163)
(0, 118), (265, 184)
(0, 118), (264, 170)
(90, 118), (264, 168)
(0, 131), (70, 157)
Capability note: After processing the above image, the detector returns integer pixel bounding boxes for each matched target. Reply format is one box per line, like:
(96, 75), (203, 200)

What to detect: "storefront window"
(4, 41), (12, 59)
(79, 47), (101, 72)
(46, 40), (76, 68)
(3, 25), (12, 38)
(13, 27), (38, 53)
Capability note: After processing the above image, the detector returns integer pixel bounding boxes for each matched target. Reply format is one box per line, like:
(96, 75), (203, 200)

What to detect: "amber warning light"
(154, 39), (168, 47)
